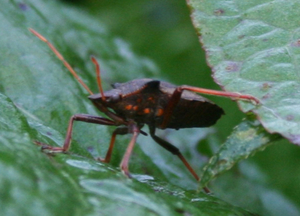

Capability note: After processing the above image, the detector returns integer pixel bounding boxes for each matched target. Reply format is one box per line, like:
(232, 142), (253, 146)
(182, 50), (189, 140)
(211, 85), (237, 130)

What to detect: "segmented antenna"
(91, 56), (106, 101)
(29, 28), (94, 95)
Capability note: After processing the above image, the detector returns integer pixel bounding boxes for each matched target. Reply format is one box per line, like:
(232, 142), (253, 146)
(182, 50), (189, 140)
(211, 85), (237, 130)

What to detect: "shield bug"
(30, 28), (259, 193)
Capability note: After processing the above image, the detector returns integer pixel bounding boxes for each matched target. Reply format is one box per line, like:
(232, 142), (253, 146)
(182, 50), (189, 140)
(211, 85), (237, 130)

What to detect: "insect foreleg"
(35, 114), (117, 152)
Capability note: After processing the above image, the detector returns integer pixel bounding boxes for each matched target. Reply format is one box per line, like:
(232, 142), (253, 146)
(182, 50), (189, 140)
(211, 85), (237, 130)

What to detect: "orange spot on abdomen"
(143, 108), (151, 114)
(125, 104), (133, 110)
(156, 108), (164, 116)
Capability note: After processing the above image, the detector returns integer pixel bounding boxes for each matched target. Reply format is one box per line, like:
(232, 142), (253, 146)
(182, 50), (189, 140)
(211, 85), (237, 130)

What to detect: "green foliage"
(200, 115), (281, 188)
(1, 0), (300, 215)
(188, 0), (300, 145)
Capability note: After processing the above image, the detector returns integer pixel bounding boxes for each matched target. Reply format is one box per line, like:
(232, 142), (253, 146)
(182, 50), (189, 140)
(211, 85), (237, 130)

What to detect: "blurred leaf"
(200, 115), (281, 188)
(213, 164), (300, 216)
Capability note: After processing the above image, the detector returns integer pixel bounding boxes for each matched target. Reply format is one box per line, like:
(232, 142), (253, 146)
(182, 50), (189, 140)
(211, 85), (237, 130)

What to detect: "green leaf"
(0, 93), (91, 215)
(187, 0), (300, 145)
(0, 0), (260, 215)
(200, 115), (281, 188)
(0, 92), (258, 215)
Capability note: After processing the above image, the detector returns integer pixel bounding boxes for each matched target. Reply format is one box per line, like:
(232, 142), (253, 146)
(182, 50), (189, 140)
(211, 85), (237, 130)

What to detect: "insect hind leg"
(160, 85), (259, 129)
(149, 126), (210, 193)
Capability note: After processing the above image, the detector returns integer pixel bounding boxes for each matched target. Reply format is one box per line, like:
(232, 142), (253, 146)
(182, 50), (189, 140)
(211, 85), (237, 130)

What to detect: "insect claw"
(251, 97), (260, 105)
(96, 157), (107, 163)
(33, 140), (43, 146)
(121, 168), (132, 178)
(34, 141), (65, 153)
(240, 95), (260, 105)
(41, 145), (52, 151)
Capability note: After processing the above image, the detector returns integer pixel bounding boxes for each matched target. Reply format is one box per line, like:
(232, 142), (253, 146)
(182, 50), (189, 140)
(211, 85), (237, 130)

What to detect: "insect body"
(30, 28), (259, 193)
(90, 78), (224, 130)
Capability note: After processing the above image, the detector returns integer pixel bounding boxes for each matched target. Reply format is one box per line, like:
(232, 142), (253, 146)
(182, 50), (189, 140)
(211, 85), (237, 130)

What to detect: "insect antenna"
(29, 28), (94, 95)
(91, 56), (106, 101)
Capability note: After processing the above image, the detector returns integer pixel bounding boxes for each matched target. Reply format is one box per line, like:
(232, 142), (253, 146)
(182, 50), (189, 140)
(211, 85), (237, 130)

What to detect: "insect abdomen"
(164, 100), (224, 129)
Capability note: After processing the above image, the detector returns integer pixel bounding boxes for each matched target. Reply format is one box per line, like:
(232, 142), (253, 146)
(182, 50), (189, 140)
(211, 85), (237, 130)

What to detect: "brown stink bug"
(30, 28), (259, 193)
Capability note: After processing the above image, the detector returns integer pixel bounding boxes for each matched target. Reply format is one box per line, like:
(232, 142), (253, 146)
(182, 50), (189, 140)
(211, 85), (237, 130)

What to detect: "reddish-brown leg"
(119, 122), (140, 177)
(160, 85), (259, 129)
(97, 127), (129, 163)
(149, 126), (210, 193)
(157, 85), (258, 192)
(35, 114), (117, 152)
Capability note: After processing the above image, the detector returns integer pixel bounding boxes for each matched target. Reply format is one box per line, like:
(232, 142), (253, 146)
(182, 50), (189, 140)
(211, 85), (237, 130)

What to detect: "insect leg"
(119, 122), (140, 177)
(160, 85), (259, 129)
(97, 127), (129, 163)
(149, 126), (210, 193)
(35, 114), (117, 152)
